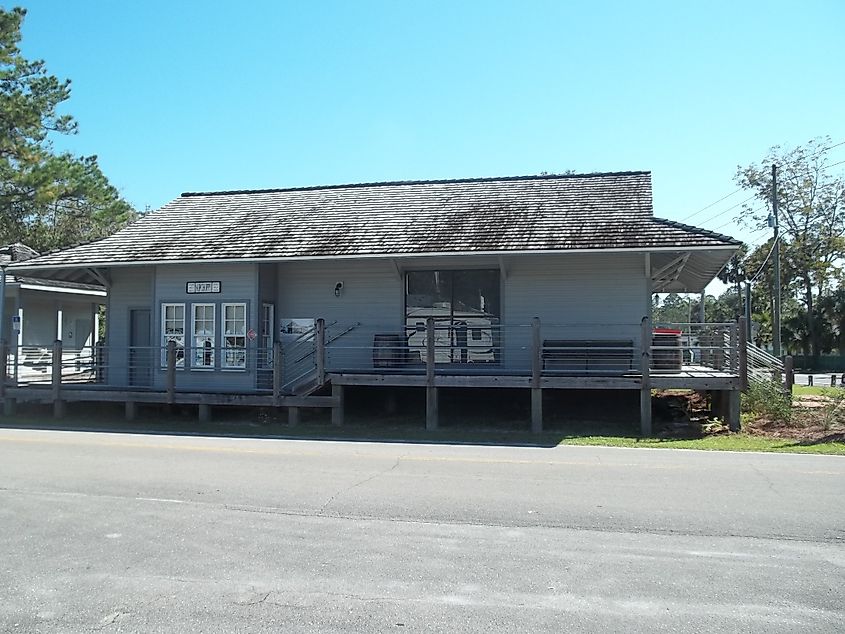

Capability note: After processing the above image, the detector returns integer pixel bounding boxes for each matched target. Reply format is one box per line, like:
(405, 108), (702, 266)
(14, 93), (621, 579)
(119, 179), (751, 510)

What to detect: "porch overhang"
(650, 248), (738, 293)
(9, 245), (739, 290)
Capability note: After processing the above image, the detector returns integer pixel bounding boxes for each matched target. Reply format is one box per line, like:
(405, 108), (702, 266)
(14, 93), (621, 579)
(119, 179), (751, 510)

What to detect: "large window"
(161, 303), (185, 367)
(405, 270), (500, 363)
(192, 304), (215, 369)
(222, 303), (247, 369)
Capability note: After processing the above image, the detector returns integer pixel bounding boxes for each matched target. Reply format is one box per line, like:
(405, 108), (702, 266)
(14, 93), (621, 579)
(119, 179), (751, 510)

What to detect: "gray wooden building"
(1, 243), (105, 383)
(7, 172), (747, 432)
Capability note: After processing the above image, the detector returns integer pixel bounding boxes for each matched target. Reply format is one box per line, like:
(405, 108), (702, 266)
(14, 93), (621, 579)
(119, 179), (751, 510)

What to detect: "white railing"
(747, 342), (783, 384)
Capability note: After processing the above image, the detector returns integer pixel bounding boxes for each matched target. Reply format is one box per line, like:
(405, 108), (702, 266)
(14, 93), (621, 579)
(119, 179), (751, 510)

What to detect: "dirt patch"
(652, 389), (845, 443)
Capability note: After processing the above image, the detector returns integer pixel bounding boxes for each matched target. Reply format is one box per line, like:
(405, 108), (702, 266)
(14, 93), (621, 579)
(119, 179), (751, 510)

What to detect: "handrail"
(326, 322), (361, 346)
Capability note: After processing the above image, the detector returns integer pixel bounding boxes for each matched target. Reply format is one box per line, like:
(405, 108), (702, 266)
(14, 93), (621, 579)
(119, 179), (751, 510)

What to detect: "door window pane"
(192, 304), (215, 368)
(161, 303), (185, 367)
(223, 303), (247, 368)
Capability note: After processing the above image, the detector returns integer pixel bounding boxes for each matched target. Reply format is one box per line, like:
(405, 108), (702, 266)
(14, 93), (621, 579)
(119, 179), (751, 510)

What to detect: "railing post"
(640, 317), (652, 436)
(784, 355), (794, 394)
(531, 317), (542, 433)
(52, 339), (64, 418)
(425, 317), (437, 430)
(316, 318), (326, 386)
(738, 316), (748, 391)
(729, 321), (738, 377)
(166, 340), (176, 405)
(273, 340), (283, 406)
(0, 339), (7, 403)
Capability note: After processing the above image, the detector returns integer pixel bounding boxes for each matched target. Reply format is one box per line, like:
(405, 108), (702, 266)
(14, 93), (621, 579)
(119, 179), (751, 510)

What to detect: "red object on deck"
(653, 327), (682, 335)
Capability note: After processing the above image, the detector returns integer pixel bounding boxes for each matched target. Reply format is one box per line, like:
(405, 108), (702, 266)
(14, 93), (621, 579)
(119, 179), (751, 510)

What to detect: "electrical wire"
(747, 237), (780, 283)
(678, 138), (845, 224)
(696, 193), (758, 226)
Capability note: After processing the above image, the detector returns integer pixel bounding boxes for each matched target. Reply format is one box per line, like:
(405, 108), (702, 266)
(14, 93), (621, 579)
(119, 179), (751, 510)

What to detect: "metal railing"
(0, 318), (745, 396)
(747, 342), (784, 384)
(324, 319), (742, 378)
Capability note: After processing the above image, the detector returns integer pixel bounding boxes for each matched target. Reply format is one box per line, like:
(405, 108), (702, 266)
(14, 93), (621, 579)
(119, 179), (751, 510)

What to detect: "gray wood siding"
(258, 263), (277, 305)
(277, 259), (403, 371)
(503, 253), (648, 369)
(108, 267), (154, 386)
(153, 263), (259, 391)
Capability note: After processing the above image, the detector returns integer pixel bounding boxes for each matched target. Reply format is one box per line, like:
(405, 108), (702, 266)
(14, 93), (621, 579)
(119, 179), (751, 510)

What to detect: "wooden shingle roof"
(11, 172), (739, 270)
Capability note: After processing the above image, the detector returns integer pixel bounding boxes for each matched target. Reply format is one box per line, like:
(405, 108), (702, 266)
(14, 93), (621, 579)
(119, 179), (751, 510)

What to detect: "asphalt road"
(0, 429), (843, 633)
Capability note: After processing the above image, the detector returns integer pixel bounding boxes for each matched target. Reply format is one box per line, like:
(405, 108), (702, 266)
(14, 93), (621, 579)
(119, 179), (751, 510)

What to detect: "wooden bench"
(542, 339), (634, 374)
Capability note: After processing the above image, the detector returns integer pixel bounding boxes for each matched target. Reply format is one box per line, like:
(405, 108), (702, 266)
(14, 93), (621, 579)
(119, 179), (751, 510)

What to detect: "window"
(191, 304), (215, 369)
(261, 303), (274, 366)
(161, 303), (185, 367)
(405, 270), (500, 364)
(222, 303), (247, 368)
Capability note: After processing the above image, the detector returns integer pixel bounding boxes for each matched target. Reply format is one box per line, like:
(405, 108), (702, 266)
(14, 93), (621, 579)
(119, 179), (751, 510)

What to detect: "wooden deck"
(329, 366), (740, 391)
(0, 318), (747, 434)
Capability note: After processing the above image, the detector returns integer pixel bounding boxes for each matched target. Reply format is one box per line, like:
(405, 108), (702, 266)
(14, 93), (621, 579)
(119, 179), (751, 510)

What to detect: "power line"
(679, 138), (845, 224)
(697, 193), (757, 226)
(680, 188), (744, 222)
(748, 237), (780, 283)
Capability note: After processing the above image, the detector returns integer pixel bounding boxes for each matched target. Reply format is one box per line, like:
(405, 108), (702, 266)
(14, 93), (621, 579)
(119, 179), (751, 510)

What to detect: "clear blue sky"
(14, 0), (845, 257)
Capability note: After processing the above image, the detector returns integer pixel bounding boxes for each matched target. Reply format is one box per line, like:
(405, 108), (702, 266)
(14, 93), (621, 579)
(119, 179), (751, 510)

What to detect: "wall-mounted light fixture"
(334, 281), (344, 297)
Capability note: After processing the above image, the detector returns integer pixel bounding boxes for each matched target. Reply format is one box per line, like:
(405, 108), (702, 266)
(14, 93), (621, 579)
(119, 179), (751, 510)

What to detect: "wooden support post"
(738, 316), (748, 392)
(0, 339), (6, 414)
(331, 383), (344, 426)
(316, 318), (326, 387)
(288, 406), (300, 426)
(3, 336), (13, 416)
(166, 340), (177, 405)
(273, 341), (283, 406)
(639, 317), (652, 436)
(198, 403), (211, 423)
(727, 390), (740, 432)
(531, 317), (542, 433)
(426, 386), (438, 431)
(784, 355), (794, 394)
(52, 339), (64, 419)
(125, 400), (137, 421)
(426, 317), (438, 430)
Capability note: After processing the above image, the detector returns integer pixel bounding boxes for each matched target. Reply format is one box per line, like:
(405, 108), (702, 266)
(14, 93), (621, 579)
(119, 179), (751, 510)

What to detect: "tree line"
(655, 137), (845, 360)
(1, 7), (135, 255)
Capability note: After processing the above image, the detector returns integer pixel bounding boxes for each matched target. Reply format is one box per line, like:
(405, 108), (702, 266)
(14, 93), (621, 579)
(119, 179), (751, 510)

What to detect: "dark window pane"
(452, 270), (499, 318)
(406, 271), (452, 318)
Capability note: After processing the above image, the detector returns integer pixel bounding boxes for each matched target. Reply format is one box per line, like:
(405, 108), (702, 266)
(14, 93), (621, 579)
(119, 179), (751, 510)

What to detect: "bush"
(742, 380), (793, 424)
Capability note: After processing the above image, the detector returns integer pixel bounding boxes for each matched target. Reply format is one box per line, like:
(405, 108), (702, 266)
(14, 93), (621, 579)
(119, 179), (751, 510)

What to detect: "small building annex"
(7, 171), (745, 432)
(1, 243), (105, 382)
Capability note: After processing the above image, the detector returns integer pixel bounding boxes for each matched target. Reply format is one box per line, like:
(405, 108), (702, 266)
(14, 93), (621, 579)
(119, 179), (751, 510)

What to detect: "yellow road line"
(0, 433), (842, 474)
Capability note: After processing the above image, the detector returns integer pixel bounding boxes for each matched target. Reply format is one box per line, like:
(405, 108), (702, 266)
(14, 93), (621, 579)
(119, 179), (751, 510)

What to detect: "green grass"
(793, 384), (845, 397)
(555, 433), (845, 455)
(1, 403), (843, 455)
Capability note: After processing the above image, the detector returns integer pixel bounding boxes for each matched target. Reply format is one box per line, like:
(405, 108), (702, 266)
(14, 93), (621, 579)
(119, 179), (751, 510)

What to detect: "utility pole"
(0, 265), (6, 347)
(744, 282), (752, 341)
(771, 164), (782, 357)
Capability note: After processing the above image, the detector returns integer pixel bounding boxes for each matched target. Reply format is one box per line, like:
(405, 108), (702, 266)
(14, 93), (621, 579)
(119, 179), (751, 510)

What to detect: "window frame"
(190, 303), (216, 370)
(160, 302), (186, 368)
(222, 302), (248, 370)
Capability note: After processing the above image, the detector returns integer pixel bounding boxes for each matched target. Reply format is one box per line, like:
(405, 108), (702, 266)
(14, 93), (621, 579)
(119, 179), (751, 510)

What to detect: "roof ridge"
(180, 170), (652, 198)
